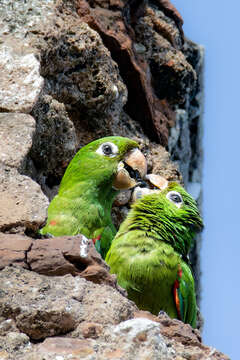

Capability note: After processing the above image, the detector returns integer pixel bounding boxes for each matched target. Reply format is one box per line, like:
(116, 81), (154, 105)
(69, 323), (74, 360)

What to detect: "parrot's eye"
(166, 191), (183, 208)
(96, 142), (119, 158)
(102, 144), (113, 155)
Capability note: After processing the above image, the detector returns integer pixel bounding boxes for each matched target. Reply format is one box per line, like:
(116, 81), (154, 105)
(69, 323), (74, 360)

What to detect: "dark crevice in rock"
(90, 28), (160, 143)
(25, 243), (33, 271)
(123, 0), (147, 32)
(62, 253), (88, 272)
(0, 223), (26, 234)
(45, 173), (62, 189)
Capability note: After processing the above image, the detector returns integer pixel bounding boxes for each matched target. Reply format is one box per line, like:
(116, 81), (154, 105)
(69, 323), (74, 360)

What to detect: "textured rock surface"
(0, 0), (227, 358)
(0, 113), (35, 170)
(0, 233), (32, 269)
(30, 95), (78, 188)
(76, 0), (195, 145)
(0, 233), (124, 292)
(0, 267), (229, 360)
(0, 113), (48, 233)
(0, 167), (48, 233)
(0, 40), (43, 113)
(0, 266), (136, 340)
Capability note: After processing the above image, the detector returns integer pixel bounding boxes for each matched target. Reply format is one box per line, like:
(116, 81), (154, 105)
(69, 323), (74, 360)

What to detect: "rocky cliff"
(0, 0), (228, 359)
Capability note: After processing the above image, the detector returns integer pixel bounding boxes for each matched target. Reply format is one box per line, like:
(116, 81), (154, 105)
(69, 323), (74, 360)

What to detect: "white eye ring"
(96, 142), (119, 158)
(166, 191), (183, 208)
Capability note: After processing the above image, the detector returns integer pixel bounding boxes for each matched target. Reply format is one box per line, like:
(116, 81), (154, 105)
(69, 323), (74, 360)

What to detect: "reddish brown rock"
(0, 233), (124, 292)
(76, 0), (195, 146)
(28, 235), (93, 276)
(0, 234), (32, 270)
(28, 235), (124, 291)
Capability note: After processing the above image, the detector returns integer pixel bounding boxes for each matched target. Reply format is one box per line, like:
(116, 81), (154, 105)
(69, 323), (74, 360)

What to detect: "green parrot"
(40, 136), (147, 258)
(105, 180), (203, 327)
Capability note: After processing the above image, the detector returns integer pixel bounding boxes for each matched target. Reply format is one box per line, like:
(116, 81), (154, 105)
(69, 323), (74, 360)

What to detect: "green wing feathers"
(173, 263), (197, 327)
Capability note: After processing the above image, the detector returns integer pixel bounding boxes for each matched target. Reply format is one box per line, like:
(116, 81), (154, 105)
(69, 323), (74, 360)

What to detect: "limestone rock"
(0, 113), (36, 171)
(0, 266), (136, 341)
(0, 332), (30, 355)
(0, 39), (43, 113)
(0, 167), (48, 233)
(133, 311), (230, 360)
(0, 0), (56, 40)
(0, 112), (48, 233)
(31, 337), (95, 359)
(99, 318), (175, 359)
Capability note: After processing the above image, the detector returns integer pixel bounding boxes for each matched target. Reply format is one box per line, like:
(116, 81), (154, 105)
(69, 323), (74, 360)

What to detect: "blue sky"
(171, 1), (240, 359)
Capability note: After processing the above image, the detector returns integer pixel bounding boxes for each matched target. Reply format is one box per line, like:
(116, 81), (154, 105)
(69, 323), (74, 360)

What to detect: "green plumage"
(105, 182), (203, 327)
(40, 136), (139, 258)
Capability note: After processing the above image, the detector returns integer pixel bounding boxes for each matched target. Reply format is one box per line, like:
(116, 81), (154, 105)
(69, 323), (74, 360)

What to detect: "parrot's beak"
(145, 174), (169, 190)
(113, 148), (147, 190)
(131, 174), (169, 202)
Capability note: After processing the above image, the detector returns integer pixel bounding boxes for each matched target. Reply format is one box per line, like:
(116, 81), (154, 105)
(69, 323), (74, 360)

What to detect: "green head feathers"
(126, 182), (203, 257)
(59, 136), (139, 193)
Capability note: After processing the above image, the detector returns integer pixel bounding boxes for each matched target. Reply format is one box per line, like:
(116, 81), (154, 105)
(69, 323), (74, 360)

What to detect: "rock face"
(0, 0), (227, 359)
(0, 40), (43, 114)
(0, 233), (124, 291)
(0, 113), (49, 233)
(0, 266), (229, 359)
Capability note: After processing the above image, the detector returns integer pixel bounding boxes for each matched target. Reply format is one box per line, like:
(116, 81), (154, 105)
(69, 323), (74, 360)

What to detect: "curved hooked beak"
(131, 174), (169, 202)
(145, 174), (169, 190)
(113, 148), (147, 190)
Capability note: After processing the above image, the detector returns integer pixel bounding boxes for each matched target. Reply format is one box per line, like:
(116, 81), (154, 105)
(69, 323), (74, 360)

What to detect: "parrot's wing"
(173, 262), (197, 328)
(92, 224), (116, 259)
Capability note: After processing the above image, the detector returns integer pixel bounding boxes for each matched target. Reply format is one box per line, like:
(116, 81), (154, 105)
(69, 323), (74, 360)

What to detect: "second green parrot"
(106, 179), (203, 327)
(40, 136), (147, 258)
